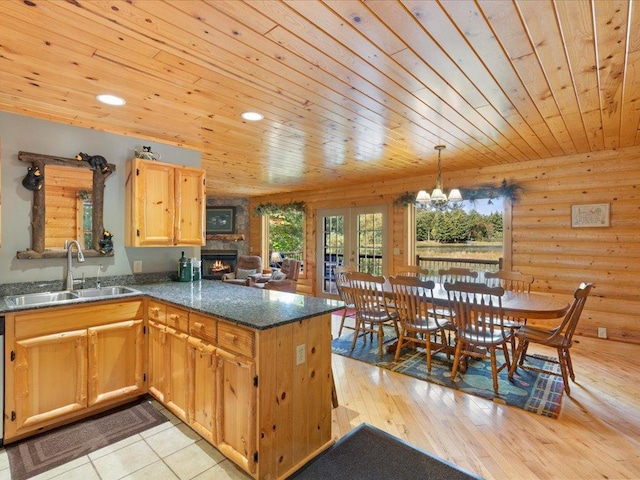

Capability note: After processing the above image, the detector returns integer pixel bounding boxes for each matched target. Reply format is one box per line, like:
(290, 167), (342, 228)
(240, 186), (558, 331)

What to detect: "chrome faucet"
(65, 240), (85, 290)
(97, 264), (104, 288)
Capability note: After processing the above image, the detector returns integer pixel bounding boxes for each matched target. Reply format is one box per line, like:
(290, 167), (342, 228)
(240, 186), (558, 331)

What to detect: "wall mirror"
(17, 151), (116, 259)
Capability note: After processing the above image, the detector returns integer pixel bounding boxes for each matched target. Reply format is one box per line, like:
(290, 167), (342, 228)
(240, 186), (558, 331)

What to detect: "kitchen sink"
(73, 286), (140, 298)
(4, 286), (141, 308)
(5, 290), (79, 307)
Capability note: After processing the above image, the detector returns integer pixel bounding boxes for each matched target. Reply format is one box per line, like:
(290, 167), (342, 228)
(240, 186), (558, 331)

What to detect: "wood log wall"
(249, 146), (640, 344)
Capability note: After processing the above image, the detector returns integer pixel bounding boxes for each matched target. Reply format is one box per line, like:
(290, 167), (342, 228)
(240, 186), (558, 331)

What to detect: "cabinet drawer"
(147, 300), (166, 324)
(218, 322), (254, 358)
(189, 313), (216, 344)
(166, 306), (189, 332)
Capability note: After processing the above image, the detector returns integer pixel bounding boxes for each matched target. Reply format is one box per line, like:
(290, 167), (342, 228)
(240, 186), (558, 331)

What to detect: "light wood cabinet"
(187, 336), (217, 444)
(146, 301), (189, 422)
(145, 299), (332, 480)
(125, 157), (205, 247)
(88, 320), (145, 407)
(216, 347), (256, 475)
(4, 300), (145, 442)
(12, 329), (88, 435)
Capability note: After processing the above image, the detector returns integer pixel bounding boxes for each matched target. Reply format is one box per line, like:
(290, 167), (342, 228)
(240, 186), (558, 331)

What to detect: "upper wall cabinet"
(125, 158), (205, 247)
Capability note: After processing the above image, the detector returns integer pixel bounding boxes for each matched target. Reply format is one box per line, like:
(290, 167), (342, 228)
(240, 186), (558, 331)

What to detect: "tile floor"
(0, 400), (252, 480)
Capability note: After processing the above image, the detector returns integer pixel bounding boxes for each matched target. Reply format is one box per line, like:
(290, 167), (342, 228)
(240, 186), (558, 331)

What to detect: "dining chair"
(346, 271), (398, 359)
(508, 282), (593, 395)
(334, 265), (357, 337)
(396, 265), (430, 277)
(436, 268), (479, 338)
(444, 281), (510, 394)
(390, 275), (451, 372)
(438, 267), (479, 284)
(485, 270), (535, 352)
(485, 270), (534, 292)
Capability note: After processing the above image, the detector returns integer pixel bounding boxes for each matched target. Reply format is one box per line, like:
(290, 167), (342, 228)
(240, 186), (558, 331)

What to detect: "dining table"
(377, 279), (572, 358)
(381, 281), (571, 320)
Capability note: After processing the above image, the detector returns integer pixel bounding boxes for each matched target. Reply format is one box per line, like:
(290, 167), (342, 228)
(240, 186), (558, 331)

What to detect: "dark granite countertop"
(1, 280), (343, 330)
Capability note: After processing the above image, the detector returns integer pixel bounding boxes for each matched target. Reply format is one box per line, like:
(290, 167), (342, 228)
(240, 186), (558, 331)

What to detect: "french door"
(316, 205), (388, 298)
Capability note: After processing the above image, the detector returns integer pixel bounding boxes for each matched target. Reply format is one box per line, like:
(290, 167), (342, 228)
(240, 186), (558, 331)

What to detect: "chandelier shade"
(417, 145), (461, 206)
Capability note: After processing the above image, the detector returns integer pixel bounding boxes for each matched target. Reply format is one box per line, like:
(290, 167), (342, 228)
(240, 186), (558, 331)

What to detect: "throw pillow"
(236, 268), (257, 280)
(271, 270), (287, 281)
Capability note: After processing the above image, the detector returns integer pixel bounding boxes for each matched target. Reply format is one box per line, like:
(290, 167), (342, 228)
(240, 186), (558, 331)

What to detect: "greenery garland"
(254, 201), (306, 216)
(393, 179), (523, 207)
(393, 191), (418, 207)
(460, 179), (524, 203)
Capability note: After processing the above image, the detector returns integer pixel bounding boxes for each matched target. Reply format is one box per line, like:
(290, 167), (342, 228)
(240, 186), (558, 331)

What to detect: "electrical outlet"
(597, 327), (607, 339)
(296, 344), (306, 365)
(133, 261), (143, 273)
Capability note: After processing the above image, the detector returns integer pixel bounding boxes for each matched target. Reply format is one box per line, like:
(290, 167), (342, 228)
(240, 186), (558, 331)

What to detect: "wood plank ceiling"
(0, 0), (638, 197)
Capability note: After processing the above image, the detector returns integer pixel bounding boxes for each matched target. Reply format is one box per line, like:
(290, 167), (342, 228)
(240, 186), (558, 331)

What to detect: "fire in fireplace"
(201, 250), (238, 280)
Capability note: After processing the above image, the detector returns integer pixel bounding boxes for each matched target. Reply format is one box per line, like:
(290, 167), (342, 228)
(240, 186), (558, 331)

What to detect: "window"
(415, 198), (504, 271)
(267, 209), (304, 271)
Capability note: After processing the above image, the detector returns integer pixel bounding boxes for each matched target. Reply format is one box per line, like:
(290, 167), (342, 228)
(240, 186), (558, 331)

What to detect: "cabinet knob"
(193, 322), (205, 331)
(224, 333), (238, 343)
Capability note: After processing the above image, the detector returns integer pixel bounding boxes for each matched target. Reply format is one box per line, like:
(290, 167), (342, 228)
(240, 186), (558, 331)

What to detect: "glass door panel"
(317, 205), (387, 298)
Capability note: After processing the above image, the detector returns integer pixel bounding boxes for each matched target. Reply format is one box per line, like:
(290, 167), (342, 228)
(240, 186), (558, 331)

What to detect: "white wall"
(0, 111), (202, 285)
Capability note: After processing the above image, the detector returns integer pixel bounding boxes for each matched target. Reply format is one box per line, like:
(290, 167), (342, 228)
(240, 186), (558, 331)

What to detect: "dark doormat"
(7, 397), (168, 480)
(287, 423), (483, 480)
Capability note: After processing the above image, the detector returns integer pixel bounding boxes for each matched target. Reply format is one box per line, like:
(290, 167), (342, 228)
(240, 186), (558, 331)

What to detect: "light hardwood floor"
(1, 312), (638, 479)
(331, 317), (640, 479)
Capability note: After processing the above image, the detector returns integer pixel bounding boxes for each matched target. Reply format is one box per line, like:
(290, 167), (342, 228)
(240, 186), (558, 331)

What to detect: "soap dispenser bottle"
(178, 251), (193, 282)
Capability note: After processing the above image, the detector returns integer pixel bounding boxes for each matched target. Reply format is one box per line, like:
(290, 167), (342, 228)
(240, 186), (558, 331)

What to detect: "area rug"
(332, 329), (564, 418)
(287, 423), (483, 479)
(7, 397), (168, 480)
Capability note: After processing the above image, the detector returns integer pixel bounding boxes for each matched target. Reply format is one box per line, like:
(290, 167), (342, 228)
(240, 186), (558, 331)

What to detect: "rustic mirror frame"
(17, 151), (116, 259)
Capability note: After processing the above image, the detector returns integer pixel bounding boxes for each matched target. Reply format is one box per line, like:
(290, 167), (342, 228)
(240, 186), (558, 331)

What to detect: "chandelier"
(416, 145), (462, 206)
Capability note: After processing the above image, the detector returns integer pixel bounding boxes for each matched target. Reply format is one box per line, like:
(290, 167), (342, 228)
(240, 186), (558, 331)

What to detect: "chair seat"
(406, 316), (452, 334)
(515, 325), (567, 348)
(458, 328), (510, 346)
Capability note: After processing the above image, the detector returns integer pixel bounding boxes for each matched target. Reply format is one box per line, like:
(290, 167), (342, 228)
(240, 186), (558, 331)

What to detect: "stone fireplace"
(201, 250), (238, 280)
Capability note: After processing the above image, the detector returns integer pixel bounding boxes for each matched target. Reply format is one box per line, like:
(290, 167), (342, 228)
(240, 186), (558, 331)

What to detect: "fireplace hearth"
(201, 250), (238, 280)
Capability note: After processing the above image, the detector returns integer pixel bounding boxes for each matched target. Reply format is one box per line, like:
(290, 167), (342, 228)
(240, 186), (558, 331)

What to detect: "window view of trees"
(416, 200), (504, 262)
(268, 210), (304, 262)
(417, 207), (503, 243)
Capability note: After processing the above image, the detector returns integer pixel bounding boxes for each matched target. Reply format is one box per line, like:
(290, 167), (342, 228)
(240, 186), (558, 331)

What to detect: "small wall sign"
(571, 203), (610, 228)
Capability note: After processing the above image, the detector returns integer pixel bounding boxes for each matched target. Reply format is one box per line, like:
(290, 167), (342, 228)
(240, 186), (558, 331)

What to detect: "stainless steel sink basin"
(73, 286), (140, 298)
(4, 286), (141, 308)
(5, 290), (79, 307)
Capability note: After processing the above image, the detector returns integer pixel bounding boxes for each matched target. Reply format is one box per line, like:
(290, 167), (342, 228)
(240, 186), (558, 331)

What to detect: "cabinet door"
(175, 166), (205, 246)
(165, 325), (189, 422)
(131, 159), (175, 246)
(148, 320), (168, 402)
(88, 320), (145, 407)
(216, 348), (257, 475)
(11, 330), (88, 436)
(187, 336), (217, 444)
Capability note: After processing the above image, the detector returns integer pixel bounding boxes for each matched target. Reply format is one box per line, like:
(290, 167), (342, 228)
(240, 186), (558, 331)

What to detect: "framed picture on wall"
(206, 206), (235, 234)
(571, 203), (610, 228)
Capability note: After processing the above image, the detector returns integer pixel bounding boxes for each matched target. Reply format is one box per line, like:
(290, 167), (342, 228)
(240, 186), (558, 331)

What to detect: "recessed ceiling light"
(96, 94), (126, 106)
(241, 111), (264, 121)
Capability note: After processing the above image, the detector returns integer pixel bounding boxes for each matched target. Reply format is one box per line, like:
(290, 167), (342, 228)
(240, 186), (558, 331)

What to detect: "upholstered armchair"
(253, 258), (301, 293)
(221, 255), (263, 286)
